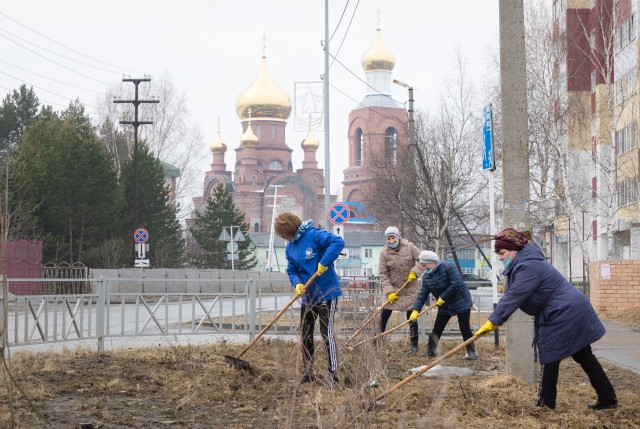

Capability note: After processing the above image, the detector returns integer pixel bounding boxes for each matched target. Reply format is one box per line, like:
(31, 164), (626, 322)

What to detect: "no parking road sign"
(134, 228), (149, 244)
(328, 203), (350, 225)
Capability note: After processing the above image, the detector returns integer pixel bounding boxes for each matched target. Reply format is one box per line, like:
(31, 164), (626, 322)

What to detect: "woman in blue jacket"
(274, 212), (344, 384)
(409, 250), (476, 359)
(475, 228), (617, 410)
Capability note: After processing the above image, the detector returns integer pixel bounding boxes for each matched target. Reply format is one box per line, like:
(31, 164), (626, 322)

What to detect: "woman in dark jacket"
(410, 250), (476, 359)
(475, 228), (617, 410)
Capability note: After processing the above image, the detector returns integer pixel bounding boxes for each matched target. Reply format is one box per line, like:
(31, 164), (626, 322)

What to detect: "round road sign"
(328, 203), (350, 225)
(134, 228), (149, 244)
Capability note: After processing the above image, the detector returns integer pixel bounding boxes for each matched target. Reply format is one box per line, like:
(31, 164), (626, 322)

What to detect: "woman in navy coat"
(410, 250), (476, 359)
(475, 228), (617, 410)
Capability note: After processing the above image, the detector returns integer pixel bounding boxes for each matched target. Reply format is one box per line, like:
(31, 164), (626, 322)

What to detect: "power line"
(0, 32), (116, 88)
(328, 51), (405, 106)
(0, 59), (104, 94)
(328, 0), (351, 43)
(0, 27), (124, 75)
(329, 82), (406, 126)
(328, 0), (360, 71)
(0, 11), (142, 75)
(0, 69), (99, 110)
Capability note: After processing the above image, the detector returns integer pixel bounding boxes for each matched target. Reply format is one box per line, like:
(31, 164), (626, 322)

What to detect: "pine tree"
(120, 143), (186, 268)
(190, 183), (257, 270)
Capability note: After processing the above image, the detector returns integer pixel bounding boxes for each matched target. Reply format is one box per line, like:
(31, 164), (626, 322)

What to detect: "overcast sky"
(0, 1), (506, 201)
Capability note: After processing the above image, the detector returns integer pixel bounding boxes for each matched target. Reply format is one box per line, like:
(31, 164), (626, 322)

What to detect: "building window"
(617, 13), (636, 53)
(617, 178), (639, 206)
(271, 125), (276, 139)
(616, 122), (637, 156)
(269, 160), (283, 170)
(254, 222), (260, 232)
(616, 67), (638, 105)
(255, 125), (261, 138)
(364, 248), (372, 258)
(384, 127), (397, 164)
(355, 128), (364, 166)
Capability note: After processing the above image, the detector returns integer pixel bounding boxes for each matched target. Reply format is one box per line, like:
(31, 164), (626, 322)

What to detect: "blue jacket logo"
(305, 247), (316, 260)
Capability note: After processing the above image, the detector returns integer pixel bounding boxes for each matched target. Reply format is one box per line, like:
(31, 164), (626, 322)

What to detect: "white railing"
(1, 278), (495, 353)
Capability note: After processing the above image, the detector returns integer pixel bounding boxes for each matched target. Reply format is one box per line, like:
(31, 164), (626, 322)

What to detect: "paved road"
(593, 320), (640, 374)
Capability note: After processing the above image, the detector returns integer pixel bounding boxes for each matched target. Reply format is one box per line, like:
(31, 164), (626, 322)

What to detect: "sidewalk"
(592, 320), (640, 374)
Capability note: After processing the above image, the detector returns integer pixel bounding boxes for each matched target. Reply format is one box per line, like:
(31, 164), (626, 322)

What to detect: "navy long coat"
(413, 261), (473, 317)
(489, 243), (605, 364)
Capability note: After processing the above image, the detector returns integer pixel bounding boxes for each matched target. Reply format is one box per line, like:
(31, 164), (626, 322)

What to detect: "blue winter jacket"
(413, 261), (472, 317)
(285, 221), (344, 305)
(489, 243), (605, 364)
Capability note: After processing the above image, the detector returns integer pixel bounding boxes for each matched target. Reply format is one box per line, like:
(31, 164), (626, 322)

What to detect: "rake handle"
(375, 334), (481, 403)
(235, 272), (319, 360)
(351, 302), (438, 348)
(346, 279), (412, 345)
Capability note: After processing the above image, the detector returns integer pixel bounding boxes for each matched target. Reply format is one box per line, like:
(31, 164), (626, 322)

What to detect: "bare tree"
(96, 72), (206, 219)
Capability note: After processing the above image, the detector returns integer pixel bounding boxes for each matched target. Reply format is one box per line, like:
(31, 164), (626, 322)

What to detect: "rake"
(345, 279), (412, 346)
(225, 273), (319, 371)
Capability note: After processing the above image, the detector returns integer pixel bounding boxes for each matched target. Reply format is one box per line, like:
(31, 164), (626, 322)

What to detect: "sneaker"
(329, 372), (340, 383)
(408, 345), (418, 355)
(463, 351), (478, 360)
(587, 399), (618, 410)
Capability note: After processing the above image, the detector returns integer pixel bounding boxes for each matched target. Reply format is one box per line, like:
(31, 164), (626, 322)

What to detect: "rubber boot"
(408, 319), (419, 354)
(409, 337), (418, 355)
(425, 334), (439, 357)
(464, 343), (477, 360)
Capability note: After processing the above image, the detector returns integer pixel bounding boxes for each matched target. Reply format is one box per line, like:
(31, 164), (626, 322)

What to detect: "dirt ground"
(1, 308), (639, 428)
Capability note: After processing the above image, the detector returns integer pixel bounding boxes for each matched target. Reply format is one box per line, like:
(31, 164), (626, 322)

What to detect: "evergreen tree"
(120, 143), (185, 268)
(15, 102), (126, 266)
(0, 85), (40, 159)
(190, 183), (257, 270)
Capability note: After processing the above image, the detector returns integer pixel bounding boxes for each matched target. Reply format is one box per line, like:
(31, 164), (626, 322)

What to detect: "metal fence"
(1, 277), (494, 353)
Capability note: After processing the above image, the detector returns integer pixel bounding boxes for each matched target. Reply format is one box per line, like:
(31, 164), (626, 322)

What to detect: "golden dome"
(235, 42), (292, 121)
(361, 27), (395, 72)
(210, 118), (227, 154)
(240, 120), (259, 148)
(301, 129), (319, 151)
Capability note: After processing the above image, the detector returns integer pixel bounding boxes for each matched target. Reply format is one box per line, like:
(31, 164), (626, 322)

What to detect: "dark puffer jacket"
(412, 261), (472, 317)
(489, 243), (605, 364)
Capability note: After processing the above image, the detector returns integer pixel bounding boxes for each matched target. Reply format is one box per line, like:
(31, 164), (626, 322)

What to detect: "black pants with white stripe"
(300, 298), (338, 374)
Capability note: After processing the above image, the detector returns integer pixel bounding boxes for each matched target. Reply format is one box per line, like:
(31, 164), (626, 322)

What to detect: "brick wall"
(589, 260), (640, 314)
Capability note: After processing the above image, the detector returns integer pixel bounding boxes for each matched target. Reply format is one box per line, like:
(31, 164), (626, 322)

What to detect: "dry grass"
(601, 306), (640, 330)
(1, 308), (639, 428)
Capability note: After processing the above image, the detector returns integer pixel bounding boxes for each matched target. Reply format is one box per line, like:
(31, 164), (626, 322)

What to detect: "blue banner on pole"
(482, 104), (495, 171)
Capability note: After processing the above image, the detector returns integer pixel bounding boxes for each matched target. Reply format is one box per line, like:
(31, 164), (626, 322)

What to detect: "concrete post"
(499, 0), (536, 385)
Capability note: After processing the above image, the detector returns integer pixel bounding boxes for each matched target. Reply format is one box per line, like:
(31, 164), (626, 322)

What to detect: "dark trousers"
(380, 309), (418, 341)
(537, 344), (616, 407)
(300, 298), (338, 374)
(431, 310), (473, 341)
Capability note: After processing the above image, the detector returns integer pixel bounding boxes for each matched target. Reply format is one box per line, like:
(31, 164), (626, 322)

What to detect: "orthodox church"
(192, 45), (334, 232)
(193, 18), (408, 238)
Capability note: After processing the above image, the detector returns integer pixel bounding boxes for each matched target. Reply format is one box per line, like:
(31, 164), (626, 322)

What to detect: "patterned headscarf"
(494, 228), (529, 251)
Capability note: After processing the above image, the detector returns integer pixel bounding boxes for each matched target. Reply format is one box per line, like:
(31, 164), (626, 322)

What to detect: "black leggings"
(379, 309), (418, 340)
(300, 298), (338, 374)
(430, 310), (473, 341)
(537, 344), (616, 407)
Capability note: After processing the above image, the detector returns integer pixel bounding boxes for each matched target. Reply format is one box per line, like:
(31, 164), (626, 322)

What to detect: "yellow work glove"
(437, 297), (445, 306)
(407, 272), (417, 282)
(295, 283), (305, 296)
(387, 292), (398, 304)
(317, 264), (328, 276)
(474, 320), (497, 336)
(409, 309), (420, 322)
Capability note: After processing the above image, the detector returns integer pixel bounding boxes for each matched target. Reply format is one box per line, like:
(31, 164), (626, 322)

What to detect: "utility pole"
(499, 0), (535, 385)
(393, 79), (463, 272)
(266, 185), (285, 272)
(114, 75), (159, 259)
(323, 0), (331, 229)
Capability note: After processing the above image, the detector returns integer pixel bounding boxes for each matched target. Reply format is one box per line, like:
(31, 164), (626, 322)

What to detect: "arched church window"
(254, 222), (260, 232)
(385, 127), (397, 164)
(252, 175), (256, 186)
(355, 128), (364, 166)
(271, 125), (276, 139)
(255, 125), (261, 138)
(269, 160), (283, 170)
(288, 161), (293, 171)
